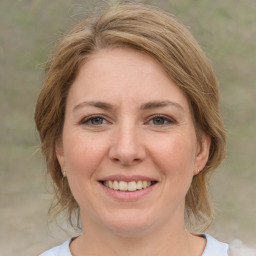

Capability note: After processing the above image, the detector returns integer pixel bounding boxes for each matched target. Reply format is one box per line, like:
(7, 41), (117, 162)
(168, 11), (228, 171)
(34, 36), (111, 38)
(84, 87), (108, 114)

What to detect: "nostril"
(108, 138), (146, 165)
(111, 156), (142, 166)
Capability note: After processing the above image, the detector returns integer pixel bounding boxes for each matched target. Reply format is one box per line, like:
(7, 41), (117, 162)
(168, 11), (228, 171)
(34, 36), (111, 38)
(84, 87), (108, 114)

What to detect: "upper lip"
(99, 175), (158, 182)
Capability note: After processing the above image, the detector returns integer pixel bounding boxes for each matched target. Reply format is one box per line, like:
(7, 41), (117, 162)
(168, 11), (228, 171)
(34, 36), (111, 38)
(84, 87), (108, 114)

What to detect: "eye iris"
(91, 117), (103, 125)
(153, 117), (165, 125)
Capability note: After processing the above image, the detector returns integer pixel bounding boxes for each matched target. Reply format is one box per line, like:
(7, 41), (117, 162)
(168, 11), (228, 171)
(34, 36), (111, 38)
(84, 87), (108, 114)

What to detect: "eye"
(147, 115), (175, 126)
(80, 115), (108, 126)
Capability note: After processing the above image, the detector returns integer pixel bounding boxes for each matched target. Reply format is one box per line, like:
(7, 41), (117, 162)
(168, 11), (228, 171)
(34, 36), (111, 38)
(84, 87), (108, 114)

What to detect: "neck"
(70, 214), (204, 256)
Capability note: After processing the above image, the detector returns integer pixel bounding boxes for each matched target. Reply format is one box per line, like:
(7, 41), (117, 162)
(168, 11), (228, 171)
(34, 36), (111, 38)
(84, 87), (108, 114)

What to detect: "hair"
(35, 3), (226, 232)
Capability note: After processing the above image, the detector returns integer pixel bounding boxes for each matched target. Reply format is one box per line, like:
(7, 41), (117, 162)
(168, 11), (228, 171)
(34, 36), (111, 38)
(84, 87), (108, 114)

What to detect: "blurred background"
(0, 0), (255, 255)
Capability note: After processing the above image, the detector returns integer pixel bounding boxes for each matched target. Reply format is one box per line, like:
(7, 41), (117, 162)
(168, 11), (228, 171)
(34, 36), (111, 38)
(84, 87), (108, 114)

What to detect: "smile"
(102, 180), (155, 192)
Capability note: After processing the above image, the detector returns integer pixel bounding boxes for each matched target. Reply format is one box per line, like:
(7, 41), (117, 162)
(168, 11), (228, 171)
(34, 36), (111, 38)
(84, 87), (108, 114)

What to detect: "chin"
(102, 209), (156, 237)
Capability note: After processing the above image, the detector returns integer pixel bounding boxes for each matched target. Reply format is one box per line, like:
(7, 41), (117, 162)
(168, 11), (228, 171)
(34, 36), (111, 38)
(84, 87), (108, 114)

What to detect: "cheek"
(149, 134), (197, 176)
(146, 134), (197, 220)
(63, 131), (107, 176)
(62, 132), (109, 205)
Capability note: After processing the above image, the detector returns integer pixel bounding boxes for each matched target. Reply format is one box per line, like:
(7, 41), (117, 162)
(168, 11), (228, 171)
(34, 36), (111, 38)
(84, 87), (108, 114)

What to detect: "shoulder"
(39, 239), (72, 256)
(203, 234), (229, 256)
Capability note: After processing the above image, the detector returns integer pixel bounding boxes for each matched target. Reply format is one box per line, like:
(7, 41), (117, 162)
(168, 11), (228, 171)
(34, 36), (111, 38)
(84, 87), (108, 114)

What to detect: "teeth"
(128, 181), (137, 191)
(113, 180), (119, 190)
(142, 181), (147, 189)
(137, 180), (142, 189)
(119, 181), (128, 191)
(103, 180), (153, 191)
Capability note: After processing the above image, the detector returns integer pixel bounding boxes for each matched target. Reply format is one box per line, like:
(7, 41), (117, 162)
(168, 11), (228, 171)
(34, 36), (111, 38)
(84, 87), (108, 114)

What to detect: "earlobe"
(193, 134), (211, 175)
(55, 140), (66, 175)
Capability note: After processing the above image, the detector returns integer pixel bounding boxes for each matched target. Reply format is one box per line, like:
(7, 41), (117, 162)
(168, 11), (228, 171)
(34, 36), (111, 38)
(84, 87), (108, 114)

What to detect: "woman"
(35, 3), (228, 256)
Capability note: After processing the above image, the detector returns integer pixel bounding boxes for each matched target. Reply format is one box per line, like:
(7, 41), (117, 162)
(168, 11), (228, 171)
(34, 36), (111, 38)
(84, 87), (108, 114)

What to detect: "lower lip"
(99, 182), (157, 201)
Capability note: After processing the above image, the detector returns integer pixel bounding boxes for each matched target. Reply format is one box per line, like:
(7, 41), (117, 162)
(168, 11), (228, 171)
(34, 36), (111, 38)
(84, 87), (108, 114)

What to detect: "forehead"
(77, 47), (169, 86)
(67, 47), (190, 111)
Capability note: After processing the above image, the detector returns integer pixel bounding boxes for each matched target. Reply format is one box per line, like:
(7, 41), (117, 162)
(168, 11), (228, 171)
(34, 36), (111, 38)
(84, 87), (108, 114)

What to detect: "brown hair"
(35, 3), (226, 231)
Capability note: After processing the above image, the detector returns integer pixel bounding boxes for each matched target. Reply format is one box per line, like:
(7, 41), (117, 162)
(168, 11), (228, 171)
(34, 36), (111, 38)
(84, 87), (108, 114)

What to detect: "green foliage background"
(0, 0), (255, 255)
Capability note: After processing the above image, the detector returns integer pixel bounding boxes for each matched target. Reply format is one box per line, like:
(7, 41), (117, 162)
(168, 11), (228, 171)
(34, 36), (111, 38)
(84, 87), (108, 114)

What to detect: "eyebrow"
(73, 100), (184, 112)
(140, 101), (184, 112)
(73, 101), (113, 111)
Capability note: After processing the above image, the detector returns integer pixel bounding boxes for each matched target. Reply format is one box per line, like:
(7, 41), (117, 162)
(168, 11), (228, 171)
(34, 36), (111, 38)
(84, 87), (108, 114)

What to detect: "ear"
(55, 139), (66, 176)
(193, 134), (211, 175)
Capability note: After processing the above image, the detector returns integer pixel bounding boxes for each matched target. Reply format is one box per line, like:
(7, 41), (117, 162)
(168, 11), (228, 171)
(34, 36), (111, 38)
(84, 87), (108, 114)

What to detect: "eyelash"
(146, 114), (175, 126)
(80, 114), (109, 126)
(80, 114), (175, 127)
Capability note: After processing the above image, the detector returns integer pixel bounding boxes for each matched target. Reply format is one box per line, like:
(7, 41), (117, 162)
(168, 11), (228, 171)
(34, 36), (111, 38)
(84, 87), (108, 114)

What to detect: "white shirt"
(39, 234), (229, 256)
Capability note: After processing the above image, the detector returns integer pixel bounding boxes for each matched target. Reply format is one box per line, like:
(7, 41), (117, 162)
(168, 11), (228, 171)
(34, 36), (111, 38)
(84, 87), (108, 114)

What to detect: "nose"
(108, 123), (146, 166)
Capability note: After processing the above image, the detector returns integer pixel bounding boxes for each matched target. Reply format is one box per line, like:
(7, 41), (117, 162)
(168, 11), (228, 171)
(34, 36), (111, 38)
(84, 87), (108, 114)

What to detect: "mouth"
(99, 180), (158, 192)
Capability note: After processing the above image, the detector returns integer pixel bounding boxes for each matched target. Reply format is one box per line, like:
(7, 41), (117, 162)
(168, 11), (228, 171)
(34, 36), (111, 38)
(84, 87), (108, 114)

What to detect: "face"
(56, 48), (210, 236)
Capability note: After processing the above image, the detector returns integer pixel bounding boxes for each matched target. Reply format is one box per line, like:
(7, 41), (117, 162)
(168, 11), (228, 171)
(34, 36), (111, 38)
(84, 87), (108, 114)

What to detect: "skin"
(56, 48), (211, 256)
